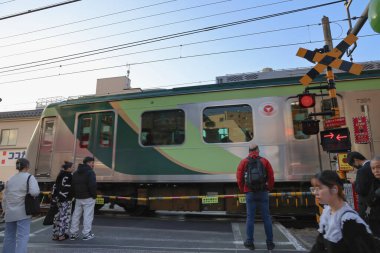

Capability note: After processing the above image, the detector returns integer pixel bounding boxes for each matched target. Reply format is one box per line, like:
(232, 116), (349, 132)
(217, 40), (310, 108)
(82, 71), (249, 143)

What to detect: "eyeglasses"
(309, 187), (320, 193)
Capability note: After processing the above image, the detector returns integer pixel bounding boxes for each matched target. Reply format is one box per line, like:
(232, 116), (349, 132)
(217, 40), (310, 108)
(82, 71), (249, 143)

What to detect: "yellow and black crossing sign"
(296, 34), (363, 85)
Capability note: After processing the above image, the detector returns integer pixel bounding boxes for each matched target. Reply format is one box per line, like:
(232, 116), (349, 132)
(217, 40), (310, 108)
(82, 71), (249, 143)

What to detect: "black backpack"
(244, 156), (267, 191)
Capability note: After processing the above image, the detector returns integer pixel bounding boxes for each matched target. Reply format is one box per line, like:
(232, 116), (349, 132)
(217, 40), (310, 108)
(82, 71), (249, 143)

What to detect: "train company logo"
(259, 102), (278, 117)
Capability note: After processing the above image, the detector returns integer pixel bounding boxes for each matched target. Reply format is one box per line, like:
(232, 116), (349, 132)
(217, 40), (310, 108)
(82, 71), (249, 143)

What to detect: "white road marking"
(231, 222), (245, 249)
(275, 223), (306, 251)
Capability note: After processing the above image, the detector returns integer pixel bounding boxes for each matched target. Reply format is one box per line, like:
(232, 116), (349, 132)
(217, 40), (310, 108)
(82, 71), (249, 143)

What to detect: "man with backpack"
(236, 143), (275, 251)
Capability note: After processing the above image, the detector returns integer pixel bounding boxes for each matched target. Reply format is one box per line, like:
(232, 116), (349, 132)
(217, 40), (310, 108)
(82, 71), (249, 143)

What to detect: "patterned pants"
(53, 201), (72, 237)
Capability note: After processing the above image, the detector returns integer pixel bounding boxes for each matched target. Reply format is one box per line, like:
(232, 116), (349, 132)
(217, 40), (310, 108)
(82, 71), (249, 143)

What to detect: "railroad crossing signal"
(320, 127), (351, 153)
(296, 34), (363, 85)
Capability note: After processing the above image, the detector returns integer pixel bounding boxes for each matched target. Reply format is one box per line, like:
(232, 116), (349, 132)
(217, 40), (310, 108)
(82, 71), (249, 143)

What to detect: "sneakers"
(243, 241), (255, 250)
(82, 232), (95, 241)
(267, 241), (275, 250)
(70, 233), (79, 240)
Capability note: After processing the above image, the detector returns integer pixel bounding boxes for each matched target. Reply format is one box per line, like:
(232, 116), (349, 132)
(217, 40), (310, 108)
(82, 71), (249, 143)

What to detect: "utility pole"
(322, 16), (340, 119)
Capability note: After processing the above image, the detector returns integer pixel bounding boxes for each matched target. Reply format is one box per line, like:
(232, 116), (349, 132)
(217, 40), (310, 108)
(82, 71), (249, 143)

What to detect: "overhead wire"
(0, 0), (178, 40)
(0, 0), (234, 48)
(0, 0), (15, 5)
(0, 0), (81, 21)
(0, 21), (327, 77)
(0, 0), (345, 73)
(0, 0), (295, 56)
(3, 33), (379, 86)
(1, 32), (378, 86)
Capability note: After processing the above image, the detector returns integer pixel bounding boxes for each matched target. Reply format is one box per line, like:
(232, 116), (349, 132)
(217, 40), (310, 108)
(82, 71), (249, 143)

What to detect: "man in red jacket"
(236, 143), (275, 251)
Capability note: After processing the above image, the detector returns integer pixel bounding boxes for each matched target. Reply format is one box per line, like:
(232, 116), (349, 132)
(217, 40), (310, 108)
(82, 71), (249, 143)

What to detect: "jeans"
(2, 218), (31, 253)
(245, 191), (273, 244)
(70, 198), (95, 236)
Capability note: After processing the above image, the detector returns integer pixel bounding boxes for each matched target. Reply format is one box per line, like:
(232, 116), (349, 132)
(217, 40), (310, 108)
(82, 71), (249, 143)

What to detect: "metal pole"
(322, 16), (340, 119)
(350, 4), (369, 36)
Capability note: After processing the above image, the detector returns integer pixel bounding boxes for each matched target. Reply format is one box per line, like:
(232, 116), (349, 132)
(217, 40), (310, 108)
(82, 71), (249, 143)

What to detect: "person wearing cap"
(236, 143), (275, 251)
(69, 156), (97, 241)
(346, 151), (375, 220)
(2, 158), (40, 253)
(310, 170), (377, 253)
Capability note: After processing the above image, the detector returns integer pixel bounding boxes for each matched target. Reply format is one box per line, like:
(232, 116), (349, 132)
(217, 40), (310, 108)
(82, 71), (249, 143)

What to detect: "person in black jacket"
(368, 157), (380, 238)
(310, 170), (377, 253)
(52, 161), (74, 241)
(347, 151), (375, 220)
(69, 157), (97, 241)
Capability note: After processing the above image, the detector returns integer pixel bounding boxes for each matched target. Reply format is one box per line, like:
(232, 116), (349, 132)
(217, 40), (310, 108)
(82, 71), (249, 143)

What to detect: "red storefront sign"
(324, 117), (346, 129)
(353, 116), (371, 144)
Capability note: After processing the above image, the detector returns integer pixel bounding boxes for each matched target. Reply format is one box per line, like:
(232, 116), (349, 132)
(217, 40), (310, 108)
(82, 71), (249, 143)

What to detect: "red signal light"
(298, 93), (316, 108)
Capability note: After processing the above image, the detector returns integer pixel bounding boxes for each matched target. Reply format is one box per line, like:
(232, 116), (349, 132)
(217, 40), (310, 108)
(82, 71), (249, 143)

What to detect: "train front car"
(26, 62), (380, 214)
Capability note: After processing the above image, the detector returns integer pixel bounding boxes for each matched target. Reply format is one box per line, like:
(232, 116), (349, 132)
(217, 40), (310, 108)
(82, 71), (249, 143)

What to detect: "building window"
(291, 102), (310, 139)
(141, 109), (185, 146)
(0, 129), (18, 146)
(203, 104), (253, 143)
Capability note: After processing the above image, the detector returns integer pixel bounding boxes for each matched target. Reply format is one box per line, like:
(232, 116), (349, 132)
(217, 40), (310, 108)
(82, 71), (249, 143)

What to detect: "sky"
(0, 0), (378, 111)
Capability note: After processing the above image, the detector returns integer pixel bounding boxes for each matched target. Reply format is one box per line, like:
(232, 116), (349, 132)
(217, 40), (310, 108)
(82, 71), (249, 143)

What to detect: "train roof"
(0, 109), (43, 119)
(48, 65), (380, 108)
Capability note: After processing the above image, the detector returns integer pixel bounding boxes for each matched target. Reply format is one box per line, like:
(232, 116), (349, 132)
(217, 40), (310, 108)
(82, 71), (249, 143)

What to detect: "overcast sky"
(0, 0), (378, 111)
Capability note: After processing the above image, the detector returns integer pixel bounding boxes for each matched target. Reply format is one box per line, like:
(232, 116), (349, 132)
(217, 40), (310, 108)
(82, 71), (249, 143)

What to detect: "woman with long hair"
(52, 161), (74, 241)
(310, 170), (377, 253)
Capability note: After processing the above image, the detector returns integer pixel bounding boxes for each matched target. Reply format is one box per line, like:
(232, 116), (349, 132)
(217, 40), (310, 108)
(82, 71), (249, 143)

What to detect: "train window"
(203, 104), (253, 143)
(79, 118), (92, 148)
(291, 103), (310, 139)
(99, 114), (113, 147)
(141, 109), (185, 146)
(0, 129), (18, 146)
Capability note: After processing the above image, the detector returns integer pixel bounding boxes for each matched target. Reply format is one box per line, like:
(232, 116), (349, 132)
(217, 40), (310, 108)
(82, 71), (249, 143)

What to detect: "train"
(26, 61), (380, 214)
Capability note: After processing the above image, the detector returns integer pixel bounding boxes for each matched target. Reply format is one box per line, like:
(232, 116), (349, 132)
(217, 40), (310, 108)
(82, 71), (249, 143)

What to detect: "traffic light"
(298, 93), (316, 108)
(369, 0), (380, 33)
(301, 119), (320, 135)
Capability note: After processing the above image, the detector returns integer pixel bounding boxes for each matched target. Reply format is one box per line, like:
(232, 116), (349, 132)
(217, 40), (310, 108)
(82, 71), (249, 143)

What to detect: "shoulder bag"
(25, 175), (40, 215)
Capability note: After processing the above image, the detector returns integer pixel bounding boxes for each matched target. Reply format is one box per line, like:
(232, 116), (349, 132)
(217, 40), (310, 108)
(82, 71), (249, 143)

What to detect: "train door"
(285, 98), (324, 180)
(35, 117), (56, 176)
(74, 111), (115, 177)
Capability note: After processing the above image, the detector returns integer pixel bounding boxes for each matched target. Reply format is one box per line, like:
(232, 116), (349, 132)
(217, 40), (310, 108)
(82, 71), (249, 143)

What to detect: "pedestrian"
(52, 161), (74, 241)
(69, 156), (97, 241)
(1, 158), (40, 253)
(310, 170), (377, 253)
(367, 156), (380, 238)
(236, 143), (275, 251)
(346, 151), (375, 220)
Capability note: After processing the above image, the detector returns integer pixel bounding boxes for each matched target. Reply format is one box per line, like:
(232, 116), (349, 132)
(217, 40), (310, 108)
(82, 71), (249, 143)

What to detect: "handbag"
(25, 175), (40, 215)
(43, 202), (58, 225)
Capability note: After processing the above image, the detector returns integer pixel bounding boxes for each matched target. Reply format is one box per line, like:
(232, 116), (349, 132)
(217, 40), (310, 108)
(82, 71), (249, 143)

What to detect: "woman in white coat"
(2, 158), (40, 253)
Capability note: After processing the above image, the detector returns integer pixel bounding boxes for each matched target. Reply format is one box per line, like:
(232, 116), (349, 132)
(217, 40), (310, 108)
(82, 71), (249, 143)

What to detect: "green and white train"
(27, 61), (380, 213)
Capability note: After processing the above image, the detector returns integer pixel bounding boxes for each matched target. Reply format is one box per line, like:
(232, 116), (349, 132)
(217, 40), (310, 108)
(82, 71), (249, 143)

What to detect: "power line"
(0, 0), (293, 55)
(0, 0), (233, 48)
(0, 33), (378, 87)
(6, 35), (379, 86)
(0, 0), (81, 21)
(0, 0), (345, 73)
(0, 0), (15, 5)
(0, 0), (178, 40)
(0, 22), (323, 77)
